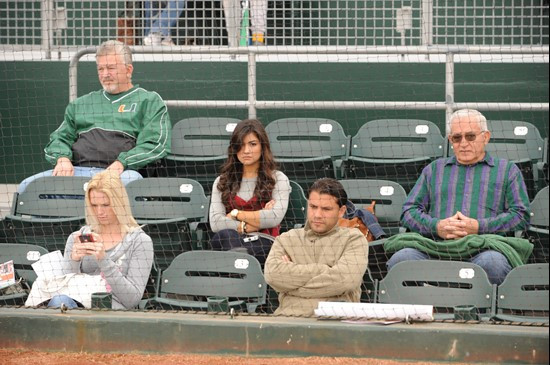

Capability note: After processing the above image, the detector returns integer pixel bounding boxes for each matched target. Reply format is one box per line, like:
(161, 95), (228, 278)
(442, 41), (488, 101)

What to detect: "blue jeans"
(209, 229), (273, 265)
(17, 166), (143, 193)
(144, 1), (186, 37)
(386, 248), (512, 285)
(47, 294), (79, 309)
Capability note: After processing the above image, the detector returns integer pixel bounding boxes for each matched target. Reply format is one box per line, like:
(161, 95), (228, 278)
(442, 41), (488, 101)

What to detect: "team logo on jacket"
(118, 103), (137, 113)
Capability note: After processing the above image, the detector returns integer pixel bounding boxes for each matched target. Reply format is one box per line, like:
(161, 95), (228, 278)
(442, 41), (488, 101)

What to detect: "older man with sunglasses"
(386, 109), (531, 285)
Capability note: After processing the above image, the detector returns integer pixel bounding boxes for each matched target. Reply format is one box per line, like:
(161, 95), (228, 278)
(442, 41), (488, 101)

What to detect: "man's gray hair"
(96, 40), (133, 65)
(446, 109), (488, 135)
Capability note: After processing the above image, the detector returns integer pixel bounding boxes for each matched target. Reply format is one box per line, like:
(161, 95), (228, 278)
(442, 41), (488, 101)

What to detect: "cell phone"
(80, 233), (95, 242)
(243, 235), (259, 243)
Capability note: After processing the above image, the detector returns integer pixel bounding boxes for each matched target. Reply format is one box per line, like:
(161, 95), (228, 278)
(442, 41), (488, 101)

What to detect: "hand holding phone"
(80, 233), (95, 243)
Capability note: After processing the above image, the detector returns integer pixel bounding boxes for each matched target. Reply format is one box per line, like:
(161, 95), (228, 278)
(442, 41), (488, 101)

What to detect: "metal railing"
(69, 45), (549, 121)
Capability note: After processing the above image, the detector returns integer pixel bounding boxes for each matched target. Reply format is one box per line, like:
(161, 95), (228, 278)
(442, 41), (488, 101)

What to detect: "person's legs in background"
(119, 169), (143, 186)
(17, 166), (142, 194)
(250, 0), (267, 45)
(222, 0), (241, 47)
(143, 0), (185, 45)
(210, 229), (244, 251)
(209, 228), (272, 264)
(469, 250), (512, 285)
(386, 248), (430, 271)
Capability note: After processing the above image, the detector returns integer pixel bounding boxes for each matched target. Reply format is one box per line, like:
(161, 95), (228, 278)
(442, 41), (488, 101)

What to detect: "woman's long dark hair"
(217, 119), (277, 210)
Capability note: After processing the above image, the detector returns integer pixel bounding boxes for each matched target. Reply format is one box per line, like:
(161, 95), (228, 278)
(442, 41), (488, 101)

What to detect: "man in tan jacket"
(265, 178), (369, 316)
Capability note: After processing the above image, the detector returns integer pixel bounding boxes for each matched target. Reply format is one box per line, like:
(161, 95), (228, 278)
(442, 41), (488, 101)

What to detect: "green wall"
(0, 60), (548, 183)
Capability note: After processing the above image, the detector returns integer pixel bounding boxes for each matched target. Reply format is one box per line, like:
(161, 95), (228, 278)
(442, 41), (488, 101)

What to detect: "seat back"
(351, 119), (444, 160)
(528, 187), (549, 264)
(495, 264), (548, 323)
(160, 250), (266, 312)
(4, 177), (88, 251)
(347, 119), (444, 192)
(170, 117), (240, 157)
(266, 118), (349, 159)
(280, 180), (308, 232)
(496, 263), (549, 311)
(377, 260), (496, 317)
(11, 176), (89, 218)
(482, 120), (544, 163)
(127, 178), (208, 221)
(339, 179), (407, 237)
(530, 186), (549, 228)
(0, 243), (48, 284)
(126, 178), (209, 269)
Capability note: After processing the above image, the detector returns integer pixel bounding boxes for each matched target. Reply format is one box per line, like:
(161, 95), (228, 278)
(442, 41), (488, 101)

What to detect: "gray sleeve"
(97, 231), (154, 309)
(259, 171), (290, 229)
(209, 176), (240, 233)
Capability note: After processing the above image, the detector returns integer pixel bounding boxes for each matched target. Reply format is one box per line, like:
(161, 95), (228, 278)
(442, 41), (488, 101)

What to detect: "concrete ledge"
(0, 307), (548, 363)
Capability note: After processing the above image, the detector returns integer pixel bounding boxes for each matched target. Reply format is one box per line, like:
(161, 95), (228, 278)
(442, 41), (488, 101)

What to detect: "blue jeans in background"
(144, 0), (186, 37)
(17, 166), (143, 193)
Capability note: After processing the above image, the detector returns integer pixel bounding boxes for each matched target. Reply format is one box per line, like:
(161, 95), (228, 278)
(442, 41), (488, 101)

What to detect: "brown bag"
(338, 201), (376, 242)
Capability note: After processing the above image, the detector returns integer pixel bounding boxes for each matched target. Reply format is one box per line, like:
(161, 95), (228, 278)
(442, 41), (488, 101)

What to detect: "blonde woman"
(47, 170), (153, 309)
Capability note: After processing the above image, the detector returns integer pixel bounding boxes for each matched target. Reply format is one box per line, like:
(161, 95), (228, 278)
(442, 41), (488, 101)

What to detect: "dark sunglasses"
(450, 131), (485, 143)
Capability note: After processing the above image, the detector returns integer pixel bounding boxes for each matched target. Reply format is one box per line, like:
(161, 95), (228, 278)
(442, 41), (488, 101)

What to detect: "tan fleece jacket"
(264, 222), (369, 317)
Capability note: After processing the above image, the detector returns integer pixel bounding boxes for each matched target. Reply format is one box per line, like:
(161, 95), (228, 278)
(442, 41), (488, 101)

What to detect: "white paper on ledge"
(314, 302), (434, 321)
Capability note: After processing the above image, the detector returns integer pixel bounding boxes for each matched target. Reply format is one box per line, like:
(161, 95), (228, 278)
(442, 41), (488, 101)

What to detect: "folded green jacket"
(383, 232), (533, 268)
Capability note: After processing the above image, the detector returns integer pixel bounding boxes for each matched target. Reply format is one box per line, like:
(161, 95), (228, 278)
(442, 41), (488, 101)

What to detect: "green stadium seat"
(339, 179), (407, 238)
(527, 187), (549, 264)
(541, 137), (548, 189)
(161, 117), (241, 193)
(266, 118), (350, 190)
(0, 243), (48, 305)
(126, 178), (209, 271)
(376, 260), (496, 320)
(1, 176), (89, 252)
(447, 120), (545, 200)
(346, 119), (445, 193)
(142, 250), (266, 313)
(493, 263), (548, 323)
(279, 180), (308, 233)
(339, 179), (408, 281)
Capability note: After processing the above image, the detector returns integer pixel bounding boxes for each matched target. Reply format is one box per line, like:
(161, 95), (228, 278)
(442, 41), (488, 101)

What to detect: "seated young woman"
(47, 170), (154, 310)
(209, 119), (290, 264)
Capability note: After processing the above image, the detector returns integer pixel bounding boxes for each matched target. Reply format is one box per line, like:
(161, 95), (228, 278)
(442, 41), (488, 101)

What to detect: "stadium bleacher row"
(0, 240), (548, 323)
(160, 117), (549, 198)
(0, 173), (548, 316)
(0, 117), (548, 319)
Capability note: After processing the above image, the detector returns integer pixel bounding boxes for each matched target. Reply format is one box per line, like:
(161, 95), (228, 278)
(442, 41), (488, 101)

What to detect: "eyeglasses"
(449, 131), (485, 144)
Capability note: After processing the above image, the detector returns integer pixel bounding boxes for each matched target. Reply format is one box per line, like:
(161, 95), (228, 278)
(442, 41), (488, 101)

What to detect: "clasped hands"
(436, 211), (479, 240)
(71, 232), (106, 261)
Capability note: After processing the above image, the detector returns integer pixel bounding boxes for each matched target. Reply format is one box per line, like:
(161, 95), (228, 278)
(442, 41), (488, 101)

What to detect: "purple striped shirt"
(401, 153), (531, 238)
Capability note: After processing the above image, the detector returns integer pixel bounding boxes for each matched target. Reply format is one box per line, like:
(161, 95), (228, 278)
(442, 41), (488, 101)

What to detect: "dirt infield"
(0, 349), (476, 365)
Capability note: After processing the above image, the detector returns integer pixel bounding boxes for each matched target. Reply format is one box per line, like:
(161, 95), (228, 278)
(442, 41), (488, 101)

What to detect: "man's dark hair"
(308, 178), (348, 207)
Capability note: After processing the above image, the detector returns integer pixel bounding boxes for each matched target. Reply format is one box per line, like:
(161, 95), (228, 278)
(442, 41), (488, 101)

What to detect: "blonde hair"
(446, 109), (488, 135)
(85, 170), (138, 234)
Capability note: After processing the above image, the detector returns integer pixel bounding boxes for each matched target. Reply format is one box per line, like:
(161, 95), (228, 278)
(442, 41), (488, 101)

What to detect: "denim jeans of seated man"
(386, 248), (512, 285)
(17, 166), (143, 193)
